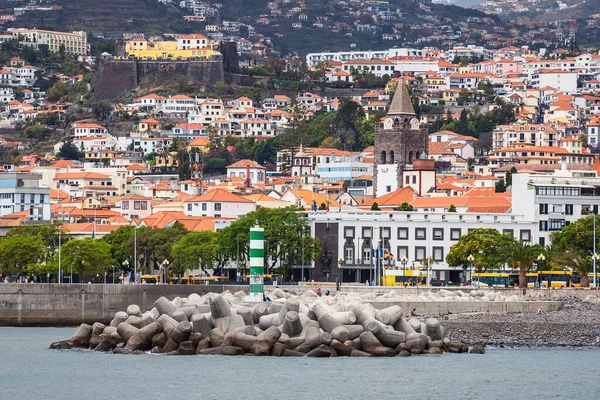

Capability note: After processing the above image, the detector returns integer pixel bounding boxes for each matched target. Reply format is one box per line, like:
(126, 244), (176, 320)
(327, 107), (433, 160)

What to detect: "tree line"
(0, 207), (320, 283)
(447, 218), (600, 288)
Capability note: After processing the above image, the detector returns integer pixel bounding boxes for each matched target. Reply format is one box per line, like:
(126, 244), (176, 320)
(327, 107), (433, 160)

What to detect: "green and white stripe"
(249, 225), (264, 298)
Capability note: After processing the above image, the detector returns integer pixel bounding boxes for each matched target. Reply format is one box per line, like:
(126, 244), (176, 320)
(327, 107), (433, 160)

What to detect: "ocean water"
(1, 327), (598, 400)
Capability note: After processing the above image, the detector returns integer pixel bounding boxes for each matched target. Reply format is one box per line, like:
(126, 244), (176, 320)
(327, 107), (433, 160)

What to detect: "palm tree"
(560, 252), (592, 288)
(501, 239), (543, 288)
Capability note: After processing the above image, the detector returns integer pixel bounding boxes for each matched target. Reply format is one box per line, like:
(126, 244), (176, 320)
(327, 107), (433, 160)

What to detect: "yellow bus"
(168, 276), (228, 284)
(383, 268), (431, 287)
(538, 271), (573, 288)
(471, 273), (538, 288)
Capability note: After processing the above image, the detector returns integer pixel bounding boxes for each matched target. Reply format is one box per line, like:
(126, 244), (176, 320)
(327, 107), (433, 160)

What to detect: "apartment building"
(9, 28), (88, 55)
(0, 172), (50, 220)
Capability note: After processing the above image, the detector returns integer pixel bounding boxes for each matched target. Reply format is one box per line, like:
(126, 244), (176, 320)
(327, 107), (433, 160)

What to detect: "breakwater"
(51, 289), (481, 357)
(0, 284), (564, 326)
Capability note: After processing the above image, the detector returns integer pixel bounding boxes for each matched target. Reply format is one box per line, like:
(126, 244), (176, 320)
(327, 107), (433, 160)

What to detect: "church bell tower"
(374, 80), (428, 198)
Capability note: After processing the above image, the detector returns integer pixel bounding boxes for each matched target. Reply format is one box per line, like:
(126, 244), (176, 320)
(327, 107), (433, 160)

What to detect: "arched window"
(381, 150), (387, 164)
(389, 150), (395, 164)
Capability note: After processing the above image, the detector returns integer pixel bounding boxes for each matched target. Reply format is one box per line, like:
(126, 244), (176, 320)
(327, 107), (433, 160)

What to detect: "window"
(539, 220), (548, 231)
(539, 237), (546, 246)
(134, 201), (141, 210)
(386, 185), (391, 193)
(450, 228), (461, 240)
(362, 249), (371, 262)
(433, 247), (444, 262)
(187, 203), (192, 212)
(362, 227), (372, 239)
(433, 228), (444, 240)
(415, 228), (426, 240)
(405, 176), (410, 184)
(503, 229), (514, 237)
(539, 203), (548, 215)
(415, 246), (426, 261)
(345, 248), (353, 263)
(344, 227), (355, 238)
(520, 230), (531, 242)
(412, 176), (417, 184)
(202, 203), (207, 211)
(549, 219), (565, 231)
(141, 201), (147, 210)
(397, 227), (408, 240)
(565, 204), (573, 215)
(122, 201), (129, 210)
(214, 203), (222, 211)
(396, 246), (408, 260)
(381, 227), (390, 239)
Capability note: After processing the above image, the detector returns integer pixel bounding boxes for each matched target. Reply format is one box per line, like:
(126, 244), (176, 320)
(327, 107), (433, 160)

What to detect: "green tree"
(495, 179), (506, 193)
(370, 202), (381, 211)
(219, 207), (321, 277)
(397, 202), (413, 211)
(58, 141), (81, 160)
(171, 231), (220, 277)
(551, 215), (600, 255)
(0, 234), (46, 276)
(446, 228), (513, 275)
(560, 251), (592, 288)
(60, 239), (114, 282)
(505, 166), (517, 187)
(125, 224), (188, 274)
(500, 238), (543, 288)
(100, 226), (135, 268)
(448, 204), (457, 212)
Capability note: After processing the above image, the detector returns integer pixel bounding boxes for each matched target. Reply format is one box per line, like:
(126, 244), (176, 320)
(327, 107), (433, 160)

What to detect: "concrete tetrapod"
(53, 289), (473, 358)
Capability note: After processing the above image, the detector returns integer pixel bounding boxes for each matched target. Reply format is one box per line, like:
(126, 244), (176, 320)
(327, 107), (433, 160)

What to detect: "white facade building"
(0, 172), (51, 220)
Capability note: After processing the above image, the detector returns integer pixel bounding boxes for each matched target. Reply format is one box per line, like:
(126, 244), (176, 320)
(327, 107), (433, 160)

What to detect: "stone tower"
(374, 80), (428, 197)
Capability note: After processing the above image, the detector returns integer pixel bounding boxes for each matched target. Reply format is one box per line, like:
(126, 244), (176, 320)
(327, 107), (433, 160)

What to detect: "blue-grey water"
(1, 327), (598, 400)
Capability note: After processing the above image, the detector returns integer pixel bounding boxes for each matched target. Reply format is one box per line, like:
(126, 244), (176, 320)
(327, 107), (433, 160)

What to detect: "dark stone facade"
(373, 121), (429, 191)
(313, 222), (339, 282)
(94, 57), (225, 100)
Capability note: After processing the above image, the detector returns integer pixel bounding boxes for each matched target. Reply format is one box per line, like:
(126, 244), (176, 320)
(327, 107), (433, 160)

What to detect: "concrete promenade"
(0, 283), (578, 326)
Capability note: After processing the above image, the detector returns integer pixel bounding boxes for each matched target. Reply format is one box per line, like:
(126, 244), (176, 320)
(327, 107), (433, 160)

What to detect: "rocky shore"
(439, 297), (600, 347)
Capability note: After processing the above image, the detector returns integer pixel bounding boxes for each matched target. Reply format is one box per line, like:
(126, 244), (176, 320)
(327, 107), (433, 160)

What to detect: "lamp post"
(467, 254), (475, 285)
(593, 253), (600, 289)
(400, 256), (408, 287)
(161, 259), (169, 284)
(537, 253), (545, 271)
(123, 260), (129, 284)
(338, 256), (344, 286)
(112, 265), (115, 284)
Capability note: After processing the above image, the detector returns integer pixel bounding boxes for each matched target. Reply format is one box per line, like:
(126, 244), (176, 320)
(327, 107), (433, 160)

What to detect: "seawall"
(0, 284), (568, 327)
(0, 284), (247, 326)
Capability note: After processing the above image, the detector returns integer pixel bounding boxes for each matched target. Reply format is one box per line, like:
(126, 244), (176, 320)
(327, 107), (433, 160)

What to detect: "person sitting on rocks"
(536, 306), (547, 315)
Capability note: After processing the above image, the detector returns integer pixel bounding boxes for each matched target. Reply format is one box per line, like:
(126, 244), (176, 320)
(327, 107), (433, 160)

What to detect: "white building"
(226, 160), (266, 186)
(0, 172), (51, 220)
(184, 189), (256, 218)
(8, 28), (88, 55)
(529, 69), (578, 94)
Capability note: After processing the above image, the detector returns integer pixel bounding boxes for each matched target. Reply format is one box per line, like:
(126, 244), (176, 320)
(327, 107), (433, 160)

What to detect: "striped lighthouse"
(249, 224), (264, 299)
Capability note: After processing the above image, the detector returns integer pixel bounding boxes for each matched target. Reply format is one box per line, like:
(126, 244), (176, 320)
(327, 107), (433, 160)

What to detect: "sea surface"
(1, 327), (598, 400)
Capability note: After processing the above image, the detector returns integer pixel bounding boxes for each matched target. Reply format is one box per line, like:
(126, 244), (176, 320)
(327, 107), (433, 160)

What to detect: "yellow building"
(125, 34), (216, 60)
(187, 137), (211, 153)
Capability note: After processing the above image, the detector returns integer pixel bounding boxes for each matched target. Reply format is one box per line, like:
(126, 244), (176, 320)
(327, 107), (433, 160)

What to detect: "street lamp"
(537, 253), (545, 272)
(338, 256), (344, 286)
(123, 260), (130, 284)
(161, 259), (170, 284)
(593, 253), (600, 289)
(400, 256), (409, 287)
(467, 254), (475, 285)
